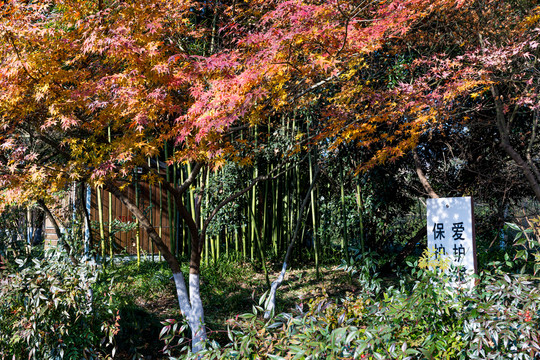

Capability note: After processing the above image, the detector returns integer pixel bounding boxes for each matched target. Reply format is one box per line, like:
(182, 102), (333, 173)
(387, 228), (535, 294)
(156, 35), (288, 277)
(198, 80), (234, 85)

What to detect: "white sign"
(427, 197), (477, 276)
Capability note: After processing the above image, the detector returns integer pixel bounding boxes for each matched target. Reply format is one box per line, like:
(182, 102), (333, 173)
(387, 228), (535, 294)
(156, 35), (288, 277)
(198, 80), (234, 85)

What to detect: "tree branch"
(491, 84), (540, 201)
(104, 180), (182, 273)
(293, 71), (343, 101)
(36, 199), (79, 266)
(264, 166), (320, 318)
(526, 109), (540, 183)
(413, 148), (439, 198)
(140, 161), (203, 198)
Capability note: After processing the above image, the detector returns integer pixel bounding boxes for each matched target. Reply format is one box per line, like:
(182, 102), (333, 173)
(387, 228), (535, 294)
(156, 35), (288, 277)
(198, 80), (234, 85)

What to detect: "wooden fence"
(44, 182), (173, 255)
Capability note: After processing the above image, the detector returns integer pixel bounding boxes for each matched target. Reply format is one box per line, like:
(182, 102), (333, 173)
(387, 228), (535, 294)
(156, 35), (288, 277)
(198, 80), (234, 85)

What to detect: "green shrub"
(0, 251), (119, 359)
(165, 254), (540, 360)
(460, 267), (540, 359)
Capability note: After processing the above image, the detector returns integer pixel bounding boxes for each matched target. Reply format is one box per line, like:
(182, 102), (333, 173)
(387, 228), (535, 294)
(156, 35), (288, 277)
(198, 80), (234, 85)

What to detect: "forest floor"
(109, 260), (361, 359)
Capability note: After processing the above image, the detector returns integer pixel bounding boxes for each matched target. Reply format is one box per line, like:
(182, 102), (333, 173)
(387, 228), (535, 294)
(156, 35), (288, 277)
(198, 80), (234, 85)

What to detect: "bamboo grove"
(86, 111), (369, 277)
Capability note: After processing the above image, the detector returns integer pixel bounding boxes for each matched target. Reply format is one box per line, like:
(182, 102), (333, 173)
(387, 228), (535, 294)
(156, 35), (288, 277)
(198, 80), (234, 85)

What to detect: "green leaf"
(267, 355), (286, 360)
(515, 250), (528, 261)
(259, 291), (268, 306)
(534, 263), (540, 275)
(505, 222), (521, 231)
(346, 330), (359, 344)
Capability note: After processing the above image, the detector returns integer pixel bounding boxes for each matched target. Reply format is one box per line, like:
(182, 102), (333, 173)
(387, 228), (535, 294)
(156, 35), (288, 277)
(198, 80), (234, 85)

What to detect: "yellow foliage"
(521, 6), (540, 28)
(418, 248), (451, 271)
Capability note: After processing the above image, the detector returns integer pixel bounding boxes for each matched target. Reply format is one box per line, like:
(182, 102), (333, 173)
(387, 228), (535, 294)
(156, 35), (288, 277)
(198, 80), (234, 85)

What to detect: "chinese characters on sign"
(427, 197), (477, 277)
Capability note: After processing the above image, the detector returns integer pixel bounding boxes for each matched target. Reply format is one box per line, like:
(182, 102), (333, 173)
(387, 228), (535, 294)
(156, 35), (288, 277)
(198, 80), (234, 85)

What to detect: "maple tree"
(0, 0), (216, 351)
(382, 0), (540, 200)
(1, 0), (513, 352)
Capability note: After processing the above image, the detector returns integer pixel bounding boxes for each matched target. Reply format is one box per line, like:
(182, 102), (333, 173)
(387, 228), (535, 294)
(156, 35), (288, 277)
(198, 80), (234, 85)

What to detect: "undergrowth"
(161, 251), (540, 360)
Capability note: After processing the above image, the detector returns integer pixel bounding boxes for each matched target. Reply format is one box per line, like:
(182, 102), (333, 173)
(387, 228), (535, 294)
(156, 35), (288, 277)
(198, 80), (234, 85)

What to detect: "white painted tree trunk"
(173, 272), (207, 353)
(105, 181), (208, 352)
(264, 262), (287, 319)
(264, 168), (319, 319)
(188, 273), (207, 352)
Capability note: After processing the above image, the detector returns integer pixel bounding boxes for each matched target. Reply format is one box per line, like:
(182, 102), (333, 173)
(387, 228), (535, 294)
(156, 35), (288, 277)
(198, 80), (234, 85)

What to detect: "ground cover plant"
(163, 253), (540, 360)
(95, 256), (360, 359)
(1, 239), (540, 359)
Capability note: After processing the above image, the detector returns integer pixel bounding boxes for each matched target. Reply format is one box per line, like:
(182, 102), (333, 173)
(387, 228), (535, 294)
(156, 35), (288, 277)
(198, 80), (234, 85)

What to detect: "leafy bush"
(0, 251), (119, 359)
(460, 266), (540, 359)
(163, 252), (540, 360)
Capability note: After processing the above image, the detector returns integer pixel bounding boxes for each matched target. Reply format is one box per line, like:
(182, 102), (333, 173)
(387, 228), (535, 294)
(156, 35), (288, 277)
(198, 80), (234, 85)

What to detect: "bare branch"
(104, 180), (182, 273)
(413, 148), (439, 199)
(293, 71), (343, 101)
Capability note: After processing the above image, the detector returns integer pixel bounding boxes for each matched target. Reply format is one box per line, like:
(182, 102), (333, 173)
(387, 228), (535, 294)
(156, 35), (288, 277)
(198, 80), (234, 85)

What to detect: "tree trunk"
(172, 272), (207, 353)
(380, 226), (427, 275)
(491, 85), (540, 202)
(125, 158), (288, 350)
(384, 151), (439, 274)
(105, 181), (207, 353)
(264, 168), (319, 318)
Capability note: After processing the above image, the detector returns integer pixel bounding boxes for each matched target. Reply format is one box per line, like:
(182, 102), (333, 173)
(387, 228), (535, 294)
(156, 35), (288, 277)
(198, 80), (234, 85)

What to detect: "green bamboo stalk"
(250, 208), (270, 288)
(284, 117), (291, 254)
(135, 171), (141, 267)
(292, 113), (299, 257)
(97, 186), (106, 260)
(183, 163), (194, 257)
(356, 181), (365, 254)
(241, 223), (247, 259)
(250, 166), (257, 261)
(225, 227), (229, 258)
(294, 161), (300, 258)
(148, 158), (154, 261)
(283, 171), (289, 256)
(180, 165), (188, 256)
(26, 207), (31, 253)
(272, 175), (279, 257)
(267, 121), (278, 257)
(262, 178), (269, 256)
(262, 163), (270, 256)
(157, 156), (163, 260)
(164, 144), (175, 255)
(278, 115), (287, 255)
(108, 127), (113, 259)
(215, 235), (220, 263)
(204, 167), (210, 264)
(173, 162), (178, 257)
(324, 182), (330, 257)
(207, 235), (212, 264)
(316, 185), (322, 257)
(250, 126), (258, 262)
(234, 227), (239, 254)
(204, 233), (209, 264)
(210, 234), (220, 264)
(309, 150), (319, 279)
(340, 161), (350, 264)
(187, 162), (196, 240)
